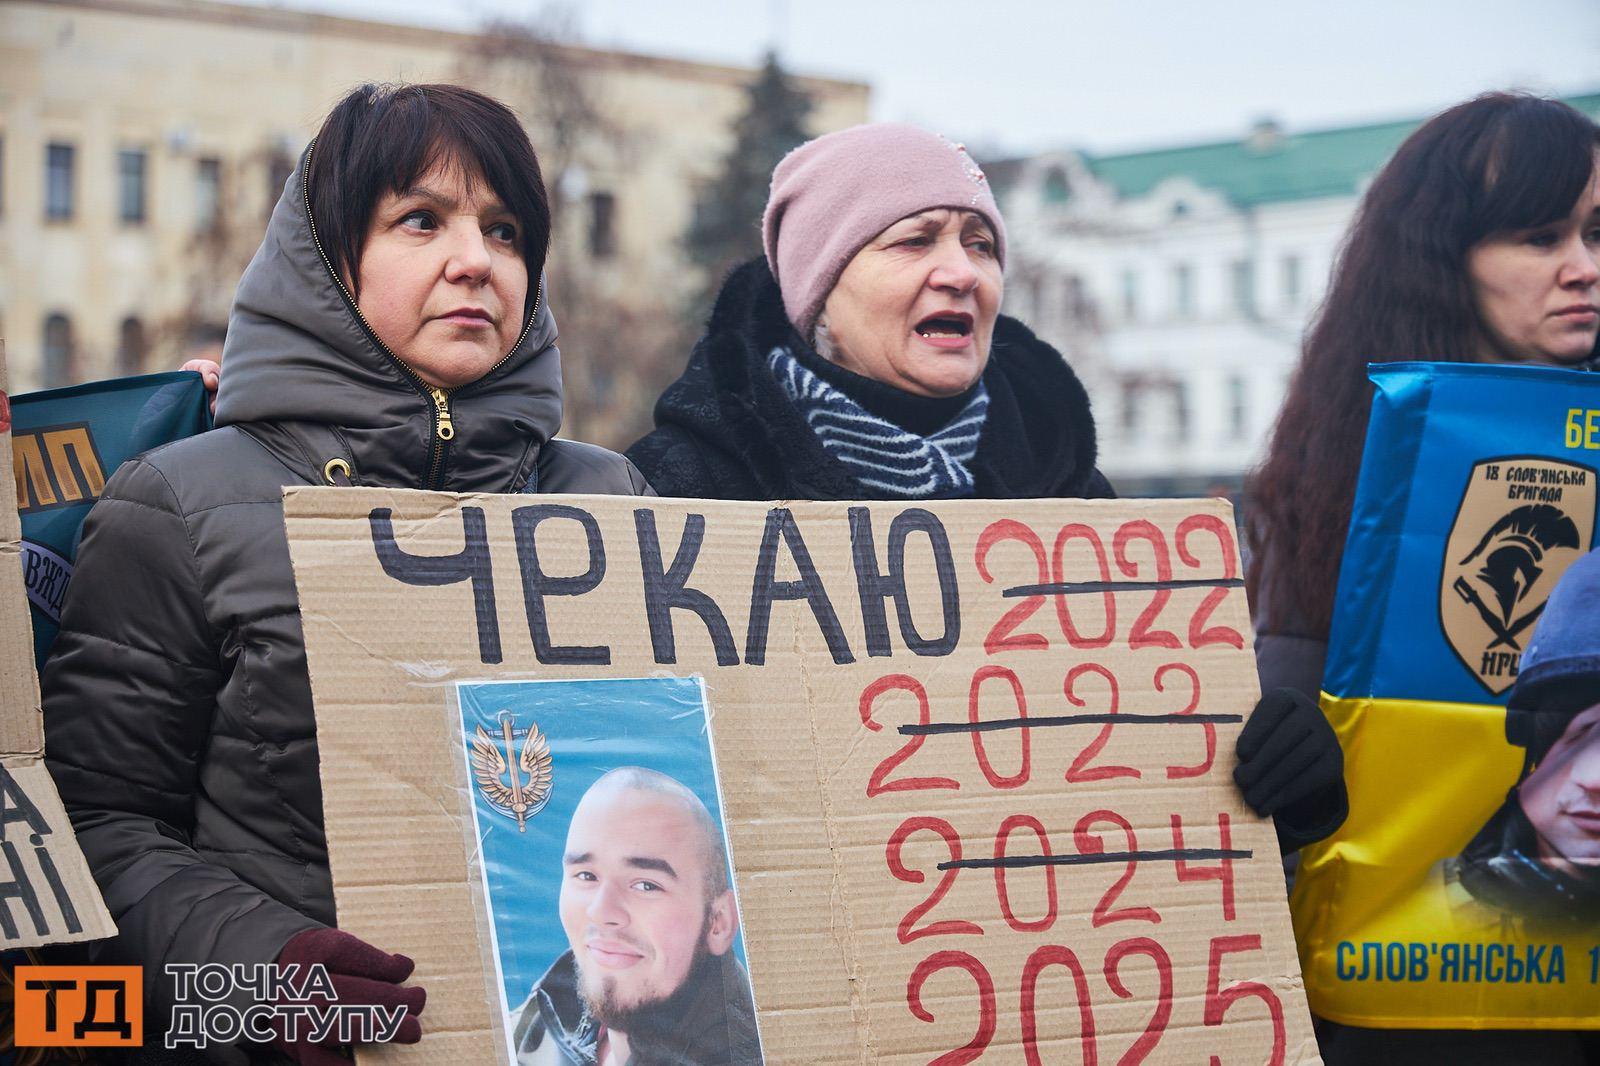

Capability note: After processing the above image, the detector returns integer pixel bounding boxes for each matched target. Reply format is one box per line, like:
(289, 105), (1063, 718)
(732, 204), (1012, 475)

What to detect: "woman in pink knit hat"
(629, 122), (1108, 503)
(627, 122), (1347, 855)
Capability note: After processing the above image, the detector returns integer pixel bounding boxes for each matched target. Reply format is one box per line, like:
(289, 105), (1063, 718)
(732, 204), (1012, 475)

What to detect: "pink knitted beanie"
(761, 123), (1007, 337)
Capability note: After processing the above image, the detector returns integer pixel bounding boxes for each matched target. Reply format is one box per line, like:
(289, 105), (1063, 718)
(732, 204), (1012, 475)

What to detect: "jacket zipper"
(299, 138), (541, 490)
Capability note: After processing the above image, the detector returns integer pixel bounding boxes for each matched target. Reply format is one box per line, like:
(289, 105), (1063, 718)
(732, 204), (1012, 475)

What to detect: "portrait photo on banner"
(456, 676), (765, 1065)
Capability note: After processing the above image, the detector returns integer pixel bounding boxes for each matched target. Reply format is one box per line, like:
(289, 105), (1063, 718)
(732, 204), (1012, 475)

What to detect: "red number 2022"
(977, 515), (1244, 653)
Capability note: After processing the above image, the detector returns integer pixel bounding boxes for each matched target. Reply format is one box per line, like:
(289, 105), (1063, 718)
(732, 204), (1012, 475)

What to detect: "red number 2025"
(908, 934), (1285, 1066)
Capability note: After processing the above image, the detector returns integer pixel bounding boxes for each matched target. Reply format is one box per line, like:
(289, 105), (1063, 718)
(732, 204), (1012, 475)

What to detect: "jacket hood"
(213, 144), (563, 492)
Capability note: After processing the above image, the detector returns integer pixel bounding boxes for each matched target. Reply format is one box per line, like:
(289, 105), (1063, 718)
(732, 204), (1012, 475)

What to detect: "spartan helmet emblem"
(1453, 504), (1580, 650)
(1441, 459), (1596, 695)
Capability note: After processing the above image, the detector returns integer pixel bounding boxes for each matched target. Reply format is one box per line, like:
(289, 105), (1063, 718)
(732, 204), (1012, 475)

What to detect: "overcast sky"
(241, 0), (1600, 156)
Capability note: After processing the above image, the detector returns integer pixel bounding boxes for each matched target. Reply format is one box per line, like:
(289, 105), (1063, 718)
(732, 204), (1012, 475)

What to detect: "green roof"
(1080, 92), (1600, 208)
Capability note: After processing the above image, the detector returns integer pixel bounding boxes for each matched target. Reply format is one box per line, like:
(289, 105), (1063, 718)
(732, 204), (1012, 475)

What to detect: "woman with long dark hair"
(1248, 92), (1600, 1065)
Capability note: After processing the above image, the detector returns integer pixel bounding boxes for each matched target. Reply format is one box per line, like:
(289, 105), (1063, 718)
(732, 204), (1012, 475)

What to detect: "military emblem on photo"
(1440, 457), (1596, 695)
(471, 715), (553, 832)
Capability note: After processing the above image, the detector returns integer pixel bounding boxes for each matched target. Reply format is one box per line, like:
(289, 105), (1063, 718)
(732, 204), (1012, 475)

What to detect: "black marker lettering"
(635, 510), (738, 666)
(745, 508), (853, 666)
(369, 506), (501, 664)
(512, 504), (611, 666)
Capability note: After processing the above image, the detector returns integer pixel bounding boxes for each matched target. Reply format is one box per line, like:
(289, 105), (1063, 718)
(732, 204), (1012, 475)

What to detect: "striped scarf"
(767, 345), (989, 498)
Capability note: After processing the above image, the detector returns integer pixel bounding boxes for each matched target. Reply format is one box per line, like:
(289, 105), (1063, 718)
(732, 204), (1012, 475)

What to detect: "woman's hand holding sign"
(272, 927), (426, 1064)
(1234, 688), (1348, 853)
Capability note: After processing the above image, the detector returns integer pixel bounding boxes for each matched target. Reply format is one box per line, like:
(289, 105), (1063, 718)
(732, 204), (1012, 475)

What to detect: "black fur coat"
(627, 259), (1114, 502)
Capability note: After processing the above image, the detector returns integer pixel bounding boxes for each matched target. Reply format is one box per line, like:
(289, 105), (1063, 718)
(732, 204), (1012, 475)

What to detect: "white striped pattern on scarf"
(767, 345), (988, 498)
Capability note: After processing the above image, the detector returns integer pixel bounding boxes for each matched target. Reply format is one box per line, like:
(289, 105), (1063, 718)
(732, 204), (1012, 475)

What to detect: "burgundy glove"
(272, 928), (426, 1065)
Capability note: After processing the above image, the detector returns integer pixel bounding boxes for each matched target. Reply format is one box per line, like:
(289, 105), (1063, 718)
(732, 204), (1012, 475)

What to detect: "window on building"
(1120, 270), (1139, 321)
(587, 191), (616, 259)
(1172, 262), (1195, 318)
(46, 142), (75, 220)
(1120, 379), (1141, 437)
(1171, 381), (1191, 443)
(1231, 258), (1256, 315)
(43, 313), (75, 387)
(196, 157), (222, 234)
(118, 148), (147, 224)
(117, 316), (147, 376)
(1227, 374), (1248, 440)
(1281, 254), (1302, 308)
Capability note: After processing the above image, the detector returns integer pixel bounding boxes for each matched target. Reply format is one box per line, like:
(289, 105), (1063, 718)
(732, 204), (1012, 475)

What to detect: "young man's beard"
(578, 914), (718, 1038)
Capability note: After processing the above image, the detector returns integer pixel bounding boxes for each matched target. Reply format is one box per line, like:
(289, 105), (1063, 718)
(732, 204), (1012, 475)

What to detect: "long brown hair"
(1247, 93), (1600, 638)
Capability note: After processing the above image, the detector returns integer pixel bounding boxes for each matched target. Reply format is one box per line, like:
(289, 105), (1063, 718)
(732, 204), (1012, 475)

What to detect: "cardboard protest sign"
(284, 488), (1320, 1063)
(1297, 362), (1600, 1028)
(10, 370), (211, 668)
(0, 342), (116, 949)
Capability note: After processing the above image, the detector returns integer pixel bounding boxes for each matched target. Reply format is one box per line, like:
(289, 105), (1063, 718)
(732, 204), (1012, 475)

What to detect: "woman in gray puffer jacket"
(41, 84), (648, 1063)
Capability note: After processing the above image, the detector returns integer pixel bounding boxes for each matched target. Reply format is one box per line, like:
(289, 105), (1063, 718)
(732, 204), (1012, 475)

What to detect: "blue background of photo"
(456, 676), (744, 1012)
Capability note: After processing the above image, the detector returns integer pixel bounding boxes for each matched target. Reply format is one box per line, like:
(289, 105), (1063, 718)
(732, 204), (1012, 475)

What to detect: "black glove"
(1234, 687), (1348, 852)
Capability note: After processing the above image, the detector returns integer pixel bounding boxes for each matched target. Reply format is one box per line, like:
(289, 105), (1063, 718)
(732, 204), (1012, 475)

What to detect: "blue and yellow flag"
(11, 371), (210, 668)
(1293, 361), (1600, 1028)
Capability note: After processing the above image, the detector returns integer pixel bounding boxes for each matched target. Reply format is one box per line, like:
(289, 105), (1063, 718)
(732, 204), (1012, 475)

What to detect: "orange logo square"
(13, 966), (142, 1047)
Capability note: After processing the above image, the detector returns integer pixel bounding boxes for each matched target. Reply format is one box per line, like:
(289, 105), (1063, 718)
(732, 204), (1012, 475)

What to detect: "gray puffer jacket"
(40, 151), (649, 1050)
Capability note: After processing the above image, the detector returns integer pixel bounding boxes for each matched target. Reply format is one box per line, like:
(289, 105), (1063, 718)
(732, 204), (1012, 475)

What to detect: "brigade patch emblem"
(470, 715), (553, 832)
(1440, 456), (1596, 695)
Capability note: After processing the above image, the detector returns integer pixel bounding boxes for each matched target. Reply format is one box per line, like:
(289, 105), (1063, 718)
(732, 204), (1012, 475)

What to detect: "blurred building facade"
(991, 93), (1600, 495)
(0, 0), (868, 443)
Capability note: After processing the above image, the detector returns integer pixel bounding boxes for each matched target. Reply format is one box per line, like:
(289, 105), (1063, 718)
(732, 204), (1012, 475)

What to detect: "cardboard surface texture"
(284, 487), (1320, 1064)
(0, 342), (117, 949)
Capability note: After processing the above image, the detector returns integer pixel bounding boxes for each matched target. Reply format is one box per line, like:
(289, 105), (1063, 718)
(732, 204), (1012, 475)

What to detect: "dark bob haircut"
(1248, 93), (1600, 640)
(304, 83), (550, 305)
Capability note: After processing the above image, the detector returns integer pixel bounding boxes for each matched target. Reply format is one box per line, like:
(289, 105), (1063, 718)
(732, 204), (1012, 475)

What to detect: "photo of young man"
(509, 767), (760, 1065)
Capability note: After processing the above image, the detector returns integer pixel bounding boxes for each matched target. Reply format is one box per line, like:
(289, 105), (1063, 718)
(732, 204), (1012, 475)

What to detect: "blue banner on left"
(11, 371), (211, 667)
